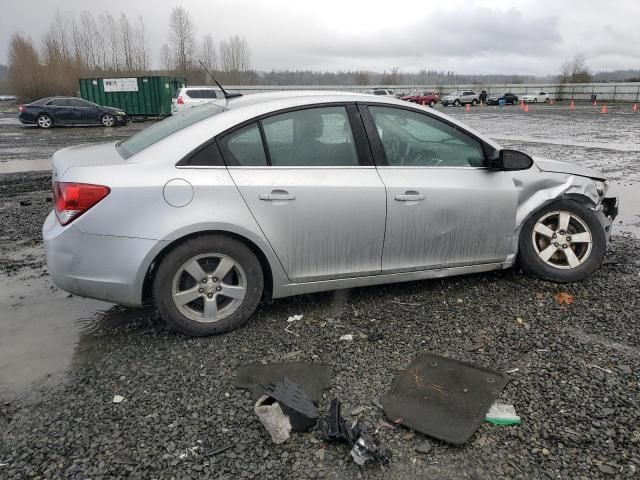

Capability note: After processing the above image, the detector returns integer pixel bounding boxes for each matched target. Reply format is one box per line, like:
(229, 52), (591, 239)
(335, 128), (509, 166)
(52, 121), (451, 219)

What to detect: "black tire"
(454, 99), (461, 106)
(153, 235), (264, 336)
(429, 100), (435, 107)
(471, 99), (477, 106)
(517, 199), (606, 283)
(37, 114), (52, 129)
(533, 98), (538, 103)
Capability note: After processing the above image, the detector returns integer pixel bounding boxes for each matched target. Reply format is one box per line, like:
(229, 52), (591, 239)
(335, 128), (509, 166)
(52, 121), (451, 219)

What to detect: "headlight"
(594, 180), (607, 196)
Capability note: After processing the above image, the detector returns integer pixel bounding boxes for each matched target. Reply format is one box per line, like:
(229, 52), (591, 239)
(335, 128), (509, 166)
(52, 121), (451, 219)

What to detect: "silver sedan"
(43, 91), (618, 336)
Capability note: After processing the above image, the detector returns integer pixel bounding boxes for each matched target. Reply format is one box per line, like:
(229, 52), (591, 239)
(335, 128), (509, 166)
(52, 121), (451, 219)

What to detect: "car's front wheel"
(471, 99), (477, 106)
(454, 99), (461, 106)
(37, 114), (52, 129)
(101, 113), (115, 127)
(518, 200), (606, 282)
(153, 235), (264, 336)
(429, 100), (435, 107)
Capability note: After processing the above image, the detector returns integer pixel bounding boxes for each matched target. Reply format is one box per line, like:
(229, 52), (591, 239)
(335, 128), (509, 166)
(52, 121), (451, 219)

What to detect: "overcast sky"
(1, 0), (639, 75)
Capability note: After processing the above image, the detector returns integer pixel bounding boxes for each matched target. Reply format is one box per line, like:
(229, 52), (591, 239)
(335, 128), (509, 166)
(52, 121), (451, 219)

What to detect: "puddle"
(608, 182), (640, 238)
(0, 262), (155, 400)
(0, 158), (51, 173)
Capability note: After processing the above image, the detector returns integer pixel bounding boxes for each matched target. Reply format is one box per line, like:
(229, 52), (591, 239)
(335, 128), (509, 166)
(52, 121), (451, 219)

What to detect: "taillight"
(177, 96), (184, 105)
(53, 182), (110, 226)
(19, 105), (25, 112)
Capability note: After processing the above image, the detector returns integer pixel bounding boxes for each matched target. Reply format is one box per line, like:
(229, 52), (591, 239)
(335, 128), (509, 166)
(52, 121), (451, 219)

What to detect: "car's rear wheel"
(37, 114), (52, 129)
(518, 200), (606, 282)
(471, 99), (477, 106)
(153, 235), (264, 336)
(454, 99), (461, 106)
(101, 114), (115, 127)
(429, 100), (435, 107)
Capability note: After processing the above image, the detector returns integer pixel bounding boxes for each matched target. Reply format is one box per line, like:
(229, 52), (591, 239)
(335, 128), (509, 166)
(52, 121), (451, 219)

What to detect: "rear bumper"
(43, 211), (163, 306)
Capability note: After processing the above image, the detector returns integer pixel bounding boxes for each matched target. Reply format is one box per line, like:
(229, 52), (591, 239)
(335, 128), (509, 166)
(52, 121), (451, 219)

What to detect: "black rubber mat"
(234, 362), (332, 403)
(380, 353), (507, 444)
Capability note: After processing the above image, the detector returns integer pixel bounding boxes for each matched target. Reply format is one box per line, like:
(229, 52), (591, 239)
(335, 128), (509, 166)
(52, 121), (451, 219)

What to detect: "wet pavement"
(0, 103), (639, 478)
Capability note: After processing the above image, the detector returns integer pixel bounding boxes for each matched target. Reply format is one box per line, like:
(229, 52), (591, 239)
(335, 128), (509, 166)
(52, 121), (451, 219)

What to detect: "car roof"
(183, 86), (221, 89)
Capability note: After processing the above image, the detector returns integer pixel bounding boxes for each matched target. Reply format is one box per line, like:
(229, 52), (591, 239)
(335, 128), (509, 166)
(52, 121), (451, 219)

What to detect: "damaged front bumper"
(600, 196), (619, 241)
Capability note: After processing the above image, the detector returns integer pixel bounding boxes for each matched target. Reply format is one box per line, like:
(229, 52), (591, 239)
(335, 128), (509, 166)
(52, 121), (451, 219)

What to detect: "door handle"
(395, 191), (425, 202)
(259, 191), (296, 201)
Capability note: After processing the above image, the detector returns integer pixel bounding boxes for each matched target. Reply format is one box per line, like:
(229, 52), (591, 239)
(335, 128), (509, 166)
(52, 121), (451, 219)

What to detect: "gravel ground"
(1, 105), (640, 479)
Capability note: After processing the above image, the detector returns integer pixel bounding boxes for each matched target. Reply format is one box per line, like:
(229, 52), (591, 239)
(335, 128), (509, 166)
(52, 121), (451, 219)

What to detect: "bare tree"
(133, 16), (148, 71)
(200, 34), (217, 76)
(120, 13), (135, 71)
(169, 6), (196, 73)
(105, 13), (121, 70)
(560, 54), (592, 83)
(219, 35), (251, 83)
(8, 33), (44, 101)
(160, 44), (172, 72)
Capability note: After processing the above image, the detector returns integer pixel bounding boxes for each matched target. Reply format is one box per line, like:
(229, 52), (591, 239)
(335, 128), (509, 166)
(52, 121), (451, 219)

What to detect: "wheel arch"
(141, 229), (276, 304)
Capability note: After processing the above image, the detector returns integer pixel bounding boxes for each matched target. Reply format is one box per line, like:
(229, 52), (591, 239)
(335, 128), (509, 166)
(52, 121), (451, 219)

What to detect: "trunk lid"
(52, 142), (124, 180)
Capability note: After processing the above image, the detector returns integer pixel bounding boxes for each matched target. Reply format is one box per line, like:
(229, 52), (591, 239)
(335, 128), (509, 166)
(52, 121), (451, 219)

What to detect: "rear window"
(117, 103), (226, 159)
(186, 89), (219, 99)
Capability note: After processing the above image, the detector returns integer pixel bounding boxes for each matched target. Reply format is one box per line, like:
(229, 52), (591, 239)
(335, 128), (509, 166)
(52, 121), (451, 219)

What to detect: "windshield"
(117, 103), (226, 159)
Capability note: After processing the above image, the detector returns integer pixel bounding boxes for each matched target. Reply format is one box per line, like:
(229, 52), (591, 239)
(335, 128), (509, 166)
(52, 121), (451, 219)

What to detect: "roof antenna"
(198, 60), (243, 100)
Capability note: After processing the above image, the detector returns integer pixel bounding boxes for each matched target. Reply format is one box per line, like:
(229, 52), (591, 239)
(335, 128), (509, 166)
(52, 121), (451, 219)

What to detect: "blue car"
(18, 96), (128, 128)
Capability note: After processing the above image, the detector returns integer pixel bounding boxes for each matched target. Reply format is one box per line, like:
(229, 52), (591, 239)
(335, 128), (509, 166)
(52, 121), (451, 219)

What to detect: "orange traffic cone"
(520, 100), (525, 109)
(570, 100), (575, 110)
(465, 103), (471, 112)
(633, 103), (638, 112)
(524, 104), (529, 113)
(601, 104), (607, 114)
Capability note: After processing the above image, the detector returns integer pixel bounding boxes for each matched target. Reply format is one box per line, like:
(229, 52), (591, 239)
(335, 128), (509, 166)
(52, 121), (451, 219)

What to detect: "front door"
(222, 105), (387, 283)
(361, 104), (518, 273)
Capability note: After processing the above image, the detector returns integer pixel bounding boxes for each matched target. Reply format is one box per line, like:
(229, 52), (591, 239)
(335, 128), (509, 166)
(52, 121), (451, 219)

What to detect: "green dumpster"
(78, 76), (187, 117)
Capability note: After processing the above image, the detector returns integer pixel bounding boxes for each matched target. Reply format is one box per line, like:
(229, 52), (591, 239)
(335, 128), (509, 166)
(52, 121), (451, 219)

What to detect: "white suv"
(172, 87), (222, 114)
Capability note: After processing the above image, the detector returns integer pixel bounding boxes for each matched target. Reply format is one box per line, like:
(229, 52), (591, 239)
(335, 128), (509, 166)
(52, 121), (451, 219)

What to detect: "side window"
(219, 123), (267, 166)
(70, 99), (90, 107)
(185, 89), (199, 98)
(368, 106), (485, 168)
(179, 142), (225, 166)
(48, 98), (70, 107)
(262, 107), (358, 167)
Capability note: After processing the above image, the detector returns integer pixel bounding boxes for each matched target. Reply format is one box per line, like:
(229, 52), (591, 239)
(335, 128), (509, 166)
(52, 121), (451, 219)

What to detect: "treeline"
(6, 6), (252, 101)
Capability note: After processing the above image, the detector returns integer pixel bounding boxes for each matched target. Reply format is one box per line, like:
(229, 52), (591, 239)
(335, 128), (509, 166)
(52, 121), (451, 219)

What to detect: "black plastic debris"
(234, 362), (332, 403)
(323, 398), (390, 466)
(380, 353), (508, 444)
(264, 377), (318, 432)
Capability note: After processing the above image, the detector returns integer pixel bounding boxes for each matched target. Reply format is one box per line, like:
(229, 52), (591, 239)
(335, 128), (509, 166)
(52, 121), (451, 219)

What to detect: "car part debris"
(485, 403), (521, 425)
(208, 443), (235, 456)
(234, 362), (332, 403)
(380, 353), (508, 444)
(112, 395), (124, 403)
(323, 398), (390, 466)
(264, 377), (318, 432)
(254, 395), (291, 444)
(339, 334), (354, 341)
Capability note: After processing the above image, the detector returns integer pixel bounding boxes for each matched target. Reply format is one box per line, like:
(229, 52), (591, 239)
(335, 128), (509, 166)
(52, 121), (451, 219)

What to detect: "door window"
(369, 106), (485, 167)
(69, 99), (92, 107)
(261, 107), (358, 167)
(47, 98), (71, 107)
(219, 123), (267, 166)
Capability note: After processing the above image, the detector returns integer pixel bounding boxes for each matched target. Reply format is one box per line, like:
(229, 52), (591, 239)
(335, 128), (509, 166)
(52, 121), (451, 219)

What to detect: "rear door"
(360, 104), (517, 273)
(46, 98), (75, 124)
(221, 104), (387, 283)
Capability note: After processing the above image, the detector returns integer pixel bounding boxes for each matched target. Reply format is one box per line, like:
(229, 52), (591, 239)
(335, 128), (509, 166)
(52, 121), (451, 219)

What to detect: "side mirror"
(488, 149), (534, 171)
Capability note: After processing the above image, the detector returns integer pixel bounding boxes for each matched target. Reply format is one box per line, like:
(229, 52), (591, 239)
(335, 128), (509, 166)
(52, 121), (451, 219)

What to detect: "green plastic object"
(78, 76), (187, 117)
(485, 403), (521, 425)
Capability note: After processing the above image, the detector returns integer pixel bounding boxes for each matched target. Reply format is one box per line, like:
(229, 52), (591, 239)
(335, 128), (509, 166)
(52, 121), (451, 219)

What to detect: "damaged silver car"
(43, 91), (618, 336)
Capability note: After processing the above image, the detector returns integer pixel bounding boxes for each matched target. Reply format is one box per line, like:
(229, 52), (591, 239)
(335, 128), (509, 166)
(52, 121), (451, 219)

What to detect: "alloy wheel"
(171, 253), (247, 323)
(38, 115), (52, 128)
(102, 114), (115, 127)
(531, 210), (593, 269)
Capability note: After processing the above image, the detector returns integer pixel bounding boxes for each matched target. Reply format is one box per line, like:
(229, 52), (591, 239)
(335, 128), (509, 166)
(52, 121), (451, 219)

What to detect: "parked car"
(521, 91), (550, 103)
(486, 92), (519, 105)
(440, 90), (479, 106)
(172, 86), (223, 114)
(43, 91), (618, 336)
(18, 97), (127, 128)
(400, 91), (439, 107)
(0, 94), (17, 101)
(366, 88), (396, 98)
